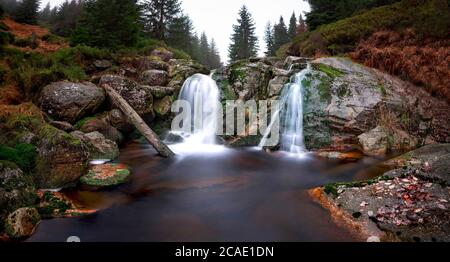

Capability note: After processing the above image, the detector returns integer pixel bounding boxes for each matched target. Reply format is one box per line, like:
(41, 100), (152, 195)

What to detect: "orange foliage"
(0, 84), (23, 105)
(2, 17), (68, 53)
(351, 29), (450, 103)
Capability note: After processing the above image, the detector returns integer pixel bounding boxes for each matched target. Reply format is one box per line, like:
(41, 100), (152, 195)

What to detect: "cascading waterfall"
(259, 64), (311, 155)
(167, 73), (223, 154)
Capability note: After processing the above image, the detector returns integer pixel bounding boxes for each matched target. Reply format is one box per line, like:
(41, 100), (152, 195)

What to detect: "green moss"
(378, 84), (387, 96)
(0, 144), (37, 173)
(316, 63), (344, 78)
(74, 116), (97, 130)
(324, 175), (392, 197)
(37, 191), (71, 218)
(316, 75), (333, 102)
(336, 83), (351, 98)
(38, 124), (81, 147)
(80, 168), (131, 187)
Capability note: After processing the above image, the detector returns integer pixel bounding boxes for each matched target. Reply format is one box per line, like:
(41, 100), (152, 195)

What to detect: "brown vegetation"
(351, 29), (450, 103)
(2, 17), (67, 53)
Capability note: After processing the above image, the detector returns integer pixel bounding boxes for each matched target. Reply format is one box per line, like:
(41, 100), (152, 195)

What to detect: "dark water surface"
(29, 142), (388, 242)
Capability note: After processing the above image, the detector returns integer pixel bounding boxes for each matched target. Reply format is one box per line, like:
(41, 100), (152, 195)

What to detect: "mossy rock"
(36, 191), (73, 219)
(80, 163), (131, 188)
(5, 207), (40, 239)
(35, 124), (88, 189)
(0, 143), (37, 173)
(0, 161), (37, 232)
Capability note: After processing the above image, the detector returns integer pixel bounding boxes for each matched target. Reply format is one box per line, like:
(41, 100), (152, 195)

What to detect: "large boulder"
(5, 207), (40, 239)
(358, 126), (389, 156)
(39, 81), (105, 124)
(0, 161), (36, 232)
(139, 69), (169, 86)
(80, 163), (131, 188)
(302, 57), (450, 152)
(99, 75), (154, 116)
(35, 124), (88, 189)
(71, 131), (119, 160)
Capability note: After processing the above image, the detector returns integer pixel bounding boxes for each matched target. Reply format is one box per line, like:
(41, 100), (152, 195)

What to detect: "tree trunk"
(103, 84), (175, 158)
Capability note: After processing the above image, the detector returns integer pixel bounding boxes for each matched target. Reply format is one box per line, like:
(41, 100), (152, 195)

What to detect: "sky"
(42, 0), (310, 62)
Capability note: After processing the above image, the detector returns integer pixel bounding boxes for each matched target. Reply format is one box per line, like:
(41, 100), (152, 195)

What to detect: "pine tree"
(166, 14), (195, 55)
(51, 0), (84, 37)
(297, 14), (307, 34)
(14, 0), (41, 25)
(288, 12), (297, 40)
(199, 32), (209, 65)
(143, 0), (181, 40)
(0, 0), (19, 16)
(38, 2), (51, 23)
(264, 22), (276, 57)
(273, 16), (289, 52)
(72, 0), (140, 49)
(208, 38), (222, 69)
(228, 5), (259, 62)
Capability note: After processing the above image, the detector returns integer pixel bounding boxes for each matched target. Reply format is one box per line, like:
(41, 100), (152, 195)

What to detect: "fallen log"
(103, 83), (175, 158)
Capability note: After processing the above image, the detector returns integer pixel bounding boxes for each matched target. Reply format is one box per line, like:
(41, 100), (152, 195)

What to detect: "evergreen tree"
(38, 2), (51, 23)
(297, 13), (307, 34)
(305, 0), (401, 30)
(143, 0), (181, 40)
(14, 0), (40, 24)
(228, 5), (259, 62)
(207, 38), (222, 69)
(288, 12), (297, 40)
(0, 0), (19, 16)
(72, 0), (140, 49)
(273, 16), (289, 52)
(51, 0), (84, 37)
(166, 14), (194, 54)
(264, 22), (276, 56)
(198, 31), (209, 65)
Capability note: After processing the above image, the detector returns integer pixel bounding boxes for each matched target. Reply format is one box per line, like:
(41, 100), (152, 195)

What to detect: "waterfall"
(167, 73), (224, 154)
(259, 65), (311, 155)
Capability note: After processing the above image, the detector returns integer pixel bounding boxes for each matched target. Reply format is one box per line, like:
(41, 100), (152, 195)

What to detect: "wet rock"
(154, 96), (172, 118)
(169, 59), (209, 92)
(49, 121), (74, 132)
(99, 75), (154, 116)
(151, 48), (173, 62)
(358, 126), (389, 156)
(147, 86), (175, 99)
(312, 151), (450, 242)
(80, 163), (131, 188)
(71, 131), (119, 160)
(0, 161), (36, 232)
(5, 207), (40, 239)
(35, 124), (88, 189)
(268, 75), (289, 97)
(283, 56), (309, 70)
(78, 117), (123, 144)
(36, 191), (96, 219)
(39, 81), (105, 124)
(139, 69), (169, 86)
(106, 109), (132, 132)
(302, 57), (450, 152)
(93, 60), (112, 69)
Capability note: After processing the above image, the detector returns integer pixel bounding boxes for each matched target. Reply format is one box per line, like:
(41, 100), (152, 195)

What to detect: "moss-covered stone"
(0, 161), (37, 232)
(4, 207), (40, 239)
(80, 163), (131, 188)
(35, 124), (88, 189)
(314, 63), (345, 78)
(36, 191), (72, 218)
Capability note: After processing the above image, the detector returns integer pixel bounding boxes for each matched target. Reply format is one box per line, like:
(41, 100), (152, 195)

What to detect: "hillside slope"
(288, 0), (450, 102)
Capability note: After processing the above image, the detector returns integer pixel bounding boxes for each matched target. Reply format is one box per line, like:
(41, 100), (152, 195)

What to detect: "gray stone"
(358, 126), (389, 156)
(39, 81), (105, 124)
(139, 70), (169, 86)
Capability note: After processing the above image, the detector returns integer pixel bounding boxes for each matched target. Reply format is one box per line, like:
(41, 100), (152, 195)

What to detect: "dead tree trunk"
(103, 84), (175, 158)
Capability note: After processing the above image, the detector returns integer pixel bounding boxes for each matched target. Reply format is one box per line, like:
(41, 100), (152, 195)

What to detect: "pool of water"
(29, 142), (389, 242)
